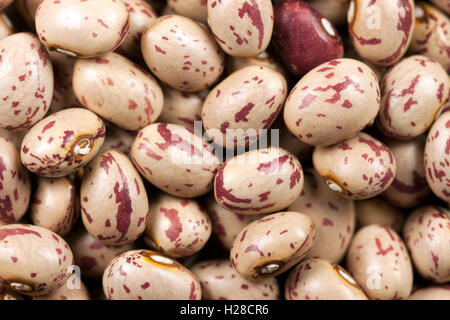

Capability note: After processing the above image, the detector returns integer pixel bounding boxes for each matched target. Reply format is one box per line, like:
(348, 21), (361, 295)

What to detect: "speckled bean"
(33, 278), (90, 300)
(313, 132), (397, 200)
(230, 211), (315, 280)
(35, 0), (130, 58)
(20, 108), (105, 177)
(141, 15), (225, 92)
(288, 168), (355, 263)
(0, 32), (53, 131)
(103, 250), (202, 300)
(131, 123), (220, 198)
(284, 58), (380, 146)
(0, 136), (31, 225)
(403, 206), (450, 283)
(285, 258), (368, 300)
(348, 0), (414, 66)
(144, 192), (211, 258)
(354, 197), (404, 233)
(81, 150), (148, 245)
(192, 259), (280, 300)
(214, 147), (303, 215)
(346, 224), (413, 300)
(202, 65), (287, 149)
(30, 176), (78, 236)
(0, 224), (74, 295)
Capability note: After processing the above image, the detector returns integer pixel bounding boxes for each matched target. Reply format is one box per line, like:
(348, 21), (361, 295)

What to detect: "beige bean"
(408, 285), (450, 300)
(168, 0), (208, 23)
(307, 0), (350, 26)
(141, 15), (225, 92)
(355, 197), (404, 233)
(430, 0), (450, 14)
(285, 258), (368, 300)
(21, 108), (105, 177)
(103, 250), (202, 300)
(99, 123), (137, 158)
(33, 278), (90, 300)
(225, 51), (287, 77)
(231, 211), (315, 280)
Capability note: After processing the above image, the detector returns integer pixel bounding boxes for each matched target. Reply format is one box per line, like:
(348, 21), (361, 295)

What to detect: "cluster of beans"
(0, 0), (448, 301)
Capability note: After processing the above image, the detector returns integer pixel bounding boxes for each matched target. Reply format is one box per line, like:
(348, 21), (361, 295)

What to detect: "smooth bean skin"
(81, 150), (148, 245)
(313, 132), (396, 200)
(103, 250), (202, 300)
(348, 0), (414, 66)
(202, 65), (287, 149)
(214, 147), (303, 215)
(207, 0), (274, 57)
(424, 112), (450, 203)
(35, 0), (130, 58)
(225, 51), (287, 77)
(382, 137), (430, 208)
(285, 258), (368, 300)
(288, 168), (355, 263)
(192, 259), (280, 300)
(168, 0), (208, 23)
(33, 278), (90, 300)
(410, 2), (450, 72)
(73, 52), (163, 131)
(204, 193), (261, 251)
(117, 0), (158, 59)
(231, 211), (315, 280)
(0, 32), (53, 131)
(403, 206), (450, 283)
(354, 197), (404, 233)
(141, 15), (225, 92)
(30, 176), (78, 236)
(306, 0), (350, 26)
(0, 137), (31, 225)
(21, 108), (105, 177)
(157, 86), (207, 130)
(131, 123), (220, 198)
(346, 225), (413, 300)
(144, 192), (211, 258)
(284, 58), (380, 146)
(67, 227), (135, 279)
(0, 224), (74, 296)
(0, 13), (12, 39)
(408, 285), (450, 300)
(98, 124), (136, 158)
(430, 0), (450, 14)
(272, 0), (343, 76)
(377, 55), (449, 140)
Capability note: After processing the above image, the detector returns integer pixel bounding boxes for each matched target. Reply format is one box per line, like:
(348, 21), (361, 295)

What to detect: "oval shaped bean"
(207, 0), (273, 57)
(348, 0), (414, 66)
(141, 15), (225, 92)
(355, 197), (404, 233)
(0, 32), (53, 131)
(403, 206), (450, 283)
(0, 137), (31, 225)
(377, 55), (449, 139)
(0, 13), (13, 39)
(424, 111), (450, 203)
(117, 0), (158, 59)
(99, 123), (136, 158)
(81, 150), (148, 245)
(131, 123), (220, 198)
(67, 227), (135, 279)
(203, 65), (287, 149)
(410, 2), (450, 72)
(288, 168), (355, 263)
(204, 193), (261, 250)
(0, 224), (73, 295)
(408, 285), (450, 300)
(273, 0), (343, 76)
(168, 0), (207, 23)
(31, 176), (78, 236)
(144, 192), (211, 258)
(307, 0), (350, 26)
(215, 147), (303, 215)
(284, 58), (380, 146)
(103, 250), (202, 300)
(192, 259), (280, 300)
(35, 0), (130, 58)
(285, 258), (368, 300)
(313, 132), (396, 200)
(33, 278), (90, 300)
(231, 211), (315, 280)
(21, 108), (105, 177)
(157, 86), (206, 130)
(346, 224), (413, 300)
(382, 137), (430, 208)
(73, 52), (163, 131)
